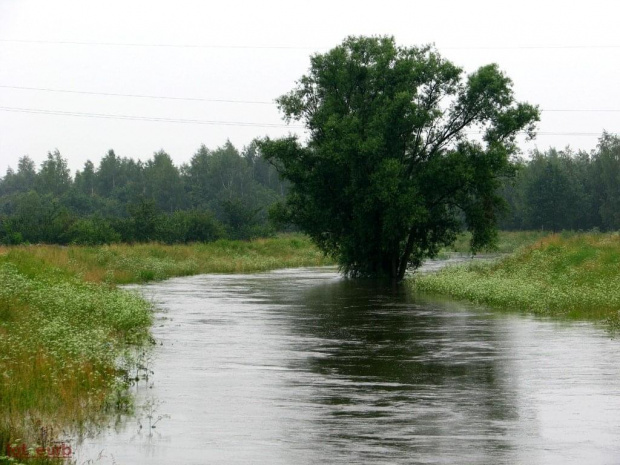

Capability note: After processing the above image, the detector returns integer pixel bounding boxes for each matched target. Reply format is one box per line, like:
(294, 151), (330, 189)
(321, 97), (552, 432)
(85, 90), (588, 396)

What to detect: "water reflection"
(275, 278), (520, 463)
(76, 267), (620, 464)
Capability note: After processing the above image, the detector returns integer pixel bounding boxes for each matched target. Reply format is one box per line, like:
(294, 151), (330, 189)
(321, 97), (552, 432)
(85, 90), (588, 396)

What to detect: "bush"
(68, 217), (122, 245)
(155, 210), (225, 244)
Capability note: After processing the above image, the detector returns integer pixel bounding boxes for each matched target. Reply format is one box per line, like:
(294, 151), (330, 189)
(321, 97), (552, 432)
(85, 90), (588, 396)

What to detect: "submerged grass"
(0, 262), (151, 462)
(6, 234), (332, 285)
(413, 233), (620, 327)
(0, 234), (331, 461)
(0, 259), (152, 463)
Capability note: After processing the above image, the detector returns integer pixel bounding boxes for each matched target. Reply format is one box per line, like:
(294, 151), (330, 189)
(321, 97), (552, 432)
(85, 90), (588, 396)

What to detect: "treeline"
(499, 132), (620, 232)
(0, 140), (288, 245)
(1, 133), (619, 245)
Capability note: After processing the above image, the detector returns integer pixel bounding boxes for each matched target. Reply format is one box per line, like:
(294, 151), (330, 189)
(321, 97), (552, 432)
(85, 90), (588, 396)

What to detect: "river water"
(76, 265), (620, 464)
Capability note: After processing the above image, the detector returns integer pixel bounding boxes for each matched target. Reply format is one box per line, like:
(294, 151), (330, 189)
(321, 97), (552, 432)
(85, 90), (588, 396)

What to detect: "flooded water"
(76, 265), (620, 464)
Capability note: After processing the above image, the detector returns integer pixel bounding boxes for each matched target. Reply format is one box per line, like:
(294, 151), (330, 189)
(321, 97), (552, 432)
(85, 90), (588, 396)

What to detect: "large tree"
(593, 132), (620, 230)
(37, 150), (72, 197)
(524, 152), (578, 232)
(259, 36), (539, 281)
(144, 150), (185, 212)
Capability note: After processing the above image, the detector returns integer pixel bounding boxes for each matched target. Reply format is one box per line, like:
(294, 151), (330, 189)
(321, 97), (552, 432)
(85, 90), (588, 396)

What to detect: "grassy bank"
(1, 234), (332, 285)
(0, 235), (330, 461)
(413, 233), (620, 327)
(0, 259), (152, 463)
(443, 230), (550, 255)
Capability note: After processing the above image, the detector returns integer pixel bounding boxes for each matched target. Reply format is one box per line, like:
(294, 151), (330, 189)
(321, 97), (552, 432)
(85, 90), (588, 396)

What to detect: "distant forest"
(0, 132), (618, 245)
(0, 140), (288, 245)
(499, 132), (620, 232)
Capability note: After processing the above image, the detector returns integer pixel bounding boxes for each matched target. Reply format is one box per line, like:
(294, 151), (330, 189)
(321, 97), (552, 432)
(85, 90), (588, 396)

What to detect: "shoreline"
(0, 235), (331, 460)
(410, 232), (620, 330)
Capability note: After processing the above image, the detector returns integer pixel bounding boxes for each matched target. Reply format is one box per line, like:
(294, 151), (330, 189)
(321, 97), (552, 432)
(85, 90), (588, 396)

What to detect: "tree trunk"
(396, 227), (417, 281)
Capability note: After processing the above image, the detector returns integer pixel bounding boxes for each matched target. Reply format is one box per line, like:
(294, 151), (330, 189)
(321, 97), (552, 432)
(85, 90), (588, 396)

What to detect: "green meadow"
(0, 235), (331, 462)
(413, 232), (620, 327)
(444, 230), (550, 255)
(4, 230), (620, 462)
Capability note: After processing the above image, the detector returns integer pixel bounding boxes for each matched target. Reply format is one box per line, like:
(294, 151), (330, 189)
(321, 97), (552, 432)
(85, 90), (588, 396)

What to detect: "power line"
(466, 131), (610, 137)
(441, 45), (620, 50)
(543, 110), (620, 113)
(1, 38), (620, 51)
(0, 39), (318, 50)
(0, 105), (613, 136)
(535, 131), (613, 136)
(1, 85), (619, 113)
(0, 106), (304, 128)
(0, 85), (274, 105)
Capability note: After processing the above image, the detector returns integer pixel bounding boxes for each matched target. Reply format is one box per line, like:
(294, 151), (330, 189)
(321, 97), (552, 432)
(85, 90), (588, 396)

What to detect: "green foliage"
(413, 233), (620, 327)
(144, 150), (185, 213)
(0, 192), (73, 244)
(498, 133), (620, 232)
(0, 254), (152, 452)
(0, 156), (37, 196)
(0, 234), (328, 452)
(525, 154), (578, 231)
(155, 210), (225, 244)
(67, 217), (122, 245)
(219, 197), (273, 240)
(35, 150), (71, 197)
(126, 198), (159, 242)
(2, 110), (616, 249)
(445, 230), (550, 254)
(594, 133), (620, 230)
(0, 140), (288, 246)
(259, 36), (540, 280)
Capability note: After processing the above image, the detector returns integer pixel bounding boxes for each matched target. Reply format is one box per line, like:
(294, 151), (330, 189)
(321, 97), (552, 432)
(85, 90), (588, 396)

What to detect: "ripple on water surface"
(76, 266), (620, 464)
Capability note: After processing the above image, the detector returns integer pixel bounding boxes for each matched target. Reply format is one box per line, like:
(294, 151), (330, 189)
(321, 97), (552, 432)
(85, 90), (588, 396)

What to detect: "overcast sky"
(1, 0), (619, 175)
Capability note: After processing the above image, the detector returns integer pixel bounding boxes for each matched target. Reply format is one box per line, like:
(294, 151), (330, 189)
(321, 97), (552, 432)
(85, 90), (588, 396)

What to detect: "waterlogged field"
(413, 233), (620, 327)
(0, 260), (152, 462)
(0, 235), (331, 462)
(5, 231), (614, 461)
(5, 234), (332, 284)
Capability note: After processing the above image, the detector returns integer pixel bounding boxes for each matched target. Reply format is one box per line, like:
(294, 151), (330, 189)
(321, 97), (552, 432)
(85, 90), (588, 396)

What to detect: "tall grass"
(444, 230), (550, 255)
(5, 234), (332, 284)
(0, 234), (331, 461)
(413, 233), (620, 327)
(0, 260), (152, 462)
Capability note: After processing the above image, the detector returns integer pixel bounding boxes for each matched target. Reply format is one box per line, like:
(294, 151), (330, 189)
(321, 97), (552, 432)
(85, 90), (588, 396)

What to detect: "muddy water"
(76, 265), (620, 464)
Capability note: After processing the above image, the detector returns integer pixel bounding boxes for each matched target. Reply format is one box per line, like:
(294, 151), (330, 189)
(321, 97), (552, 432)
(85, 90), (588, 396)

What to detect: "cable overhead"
(0, 85), (274, 105)
(1, 85), (619, 113)
(440, 45), (620, 50)
(0, 106), (304, 128)
(0, 106), (614, 136)
(1, 39), (619, 50)
(0, 39), (319, 50)
(541, 109), (620, 113)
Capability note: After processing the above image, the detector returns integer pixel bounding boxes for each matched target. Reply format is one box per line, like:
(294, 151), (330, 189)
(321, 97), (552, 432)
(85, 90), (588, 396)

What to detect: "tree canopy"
(0, 141), (288, 245)
(259, 36), (540, 281)
(498, 132), (620, 232)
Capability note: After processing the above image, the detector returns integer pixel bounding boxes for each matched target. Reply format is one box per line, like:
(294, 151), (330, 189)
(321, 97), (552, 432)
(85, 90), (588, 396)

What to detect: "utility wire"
(441, 45), (620, 50)
(0, 85), (274, 105)
(543, 109), (620, 112)
(1, 39), (620, 50)
(0, 106), (304, 128)
(1, 85), (619, 113)
(0, 105), (613, 136)
(0, 39), (318, 50)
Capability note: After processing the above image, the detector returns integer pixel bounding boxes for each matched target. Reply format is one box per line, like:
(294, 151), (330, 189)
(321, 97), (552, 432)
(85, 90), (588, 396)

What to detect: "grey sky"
(1, 0), (619, 175)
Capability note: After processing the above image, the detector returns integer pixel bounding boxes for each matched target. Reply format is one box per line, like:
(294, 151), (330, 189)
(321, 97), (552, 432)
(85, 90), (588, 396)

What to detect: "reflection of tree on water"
(281, 277), (521, 462)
